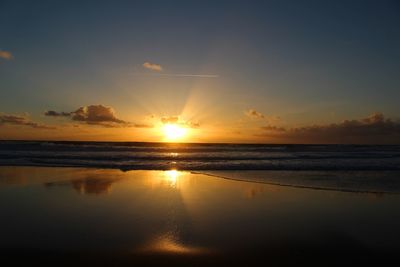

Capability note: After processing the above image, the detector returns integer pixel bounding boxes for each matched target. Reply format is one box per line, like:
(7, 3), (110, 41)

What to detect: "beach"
(2, 1), (400, 265)
(1, 166), (399, 266)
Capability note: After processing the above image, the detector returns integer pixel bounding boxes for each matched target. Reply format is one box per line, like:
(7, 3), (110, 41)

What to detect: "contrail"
(133, 73), (219, 78)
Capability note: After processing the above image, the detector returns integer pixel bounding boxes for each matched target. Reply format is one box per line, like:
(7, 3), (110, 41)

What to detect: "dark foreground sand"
(0, 167), (399, 266)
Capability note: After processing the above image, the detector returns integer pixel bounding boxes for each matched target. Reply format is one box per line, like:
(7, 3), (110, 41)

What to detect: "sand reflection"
(44, 175), (122, 195)
(163, 170), (180, 188)
(137, 170), (206, 254)
(1, 166), (400, 262)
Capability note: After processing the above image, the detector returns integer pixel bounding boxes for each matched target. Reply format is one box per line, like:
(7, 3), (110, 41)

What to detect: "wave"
(1, 141), (400, 171)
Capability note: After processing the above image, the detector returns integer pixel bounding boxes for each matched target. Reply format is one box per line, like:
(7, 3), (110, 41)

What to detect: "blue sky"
(1, 0), (400, 142)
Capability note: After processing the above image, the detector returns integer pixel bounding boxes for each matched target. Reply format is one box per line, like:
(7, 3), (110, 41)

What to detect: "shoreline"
(1, 165), (399, 195)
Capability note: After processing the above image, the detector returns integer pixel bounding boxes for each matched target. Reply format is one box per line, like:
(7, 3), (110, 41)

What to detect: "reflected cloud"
(45, 176), (122, 195)
(244, 186), (265, 199)
(71, 178), (115, 195)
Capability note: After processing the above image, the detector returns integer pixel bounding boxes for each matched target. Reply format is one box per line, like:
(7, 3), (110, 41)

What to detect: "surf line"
(190, 171), (400, 195)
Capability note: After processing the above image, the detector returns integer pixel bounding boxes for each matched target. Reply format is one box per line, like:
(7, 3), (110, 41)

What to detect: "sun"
(162, 124), (187, 141)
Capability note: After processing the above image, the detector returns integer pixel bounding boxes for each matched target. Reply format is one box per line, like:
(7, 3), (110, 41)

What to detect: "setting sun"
(163, 124), (187, 141)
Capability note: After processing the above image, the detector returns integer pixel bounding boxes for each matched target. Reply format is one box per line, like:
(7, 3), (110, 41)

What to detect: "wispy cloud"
(143, 62), (163, 72)
(245, 109), (265, 119)
(139, 61), (218, 78)
(0, 50), (13, 60)
(0, 113), (54, 129)
(245, 109), (280, 122)
(45, 105), (153, 128)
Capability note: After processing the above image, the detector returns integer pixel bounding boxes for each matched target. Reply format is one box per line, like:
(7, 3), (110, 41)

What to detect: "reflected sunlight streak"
(164, 169), (181, 188)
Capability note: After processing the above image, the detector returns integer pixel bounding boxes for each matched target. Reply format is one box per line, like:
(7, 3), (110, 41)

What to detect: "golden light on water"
(164, 169), (180, 188)
(162, 124), (187, 141)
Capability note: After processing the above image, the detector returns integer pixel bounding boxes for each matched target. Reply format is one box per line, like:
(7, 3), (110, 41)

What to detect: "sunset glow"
(1, 2), (400, 265)
(1, 1), (400, 144)
(162, 124), (187, 141)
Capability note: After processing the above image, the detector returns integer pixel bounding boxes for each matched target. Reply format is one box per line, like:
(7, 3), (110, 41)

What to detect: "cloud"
(143, 62), (163, 72)
(245, 109), (265, 119)
(45, 104), (152, 128)
(258, 112), (400, 144)
(160, 116), (200, 128)
(161, 116), (179, 124)
(0, 50), (13, 60)
(71, 105), (125, 124)
(0, 113), (54, 129)
(261, 125), (286, 132)
(45, 176), (121, 195)
(136, 63), (219, 78)
(245, 109), (281, 122)
(44, 110), (71, 117)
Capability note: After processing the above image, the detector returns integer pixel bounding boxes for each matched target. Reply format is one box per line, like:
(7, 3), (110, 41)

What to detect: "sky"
(1, 0), (400, 143)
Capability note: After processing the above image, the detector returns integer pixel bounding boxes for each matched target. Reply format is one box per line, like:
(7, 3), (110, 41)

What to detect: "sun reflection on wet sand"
(137, 234), (206, 255)
(164, 170), (180, 188)
(134, 170), (208, 255)
(1, 166), (400, 264)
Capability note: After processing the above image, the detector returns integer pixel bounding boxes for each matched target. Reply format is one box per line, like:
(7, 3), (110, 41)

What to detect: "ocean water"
(1, 141), (400, 171)
(1, 141), (400, 193)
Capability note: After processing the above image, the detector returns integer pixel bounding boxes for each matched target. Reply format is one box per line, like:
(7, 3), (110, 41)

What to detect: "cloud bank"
(258, 113), (400, 144)
(0, 50), (13, 60)
(0, 114), (54, 129)
(143, 62), (163, 72)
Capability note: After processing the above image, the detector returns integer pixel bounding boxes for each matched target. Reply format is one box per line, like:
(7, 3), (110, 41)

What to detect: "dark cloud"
(71, 105), (125, 124)
(44, 110), (71, 117)
(258, 113), (400, 144)
(0, 114), (54, 129)
(45, 104), (152, 128)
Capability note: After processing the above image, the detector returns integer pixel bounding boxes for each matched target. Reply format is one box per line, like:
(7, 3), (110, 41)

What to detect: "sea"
(1, 140), (400, 193)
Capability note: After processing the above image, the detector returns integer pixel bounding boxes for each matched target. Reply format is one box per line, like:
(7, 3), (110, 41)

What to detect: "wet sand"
(1, 166), (399, 266)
